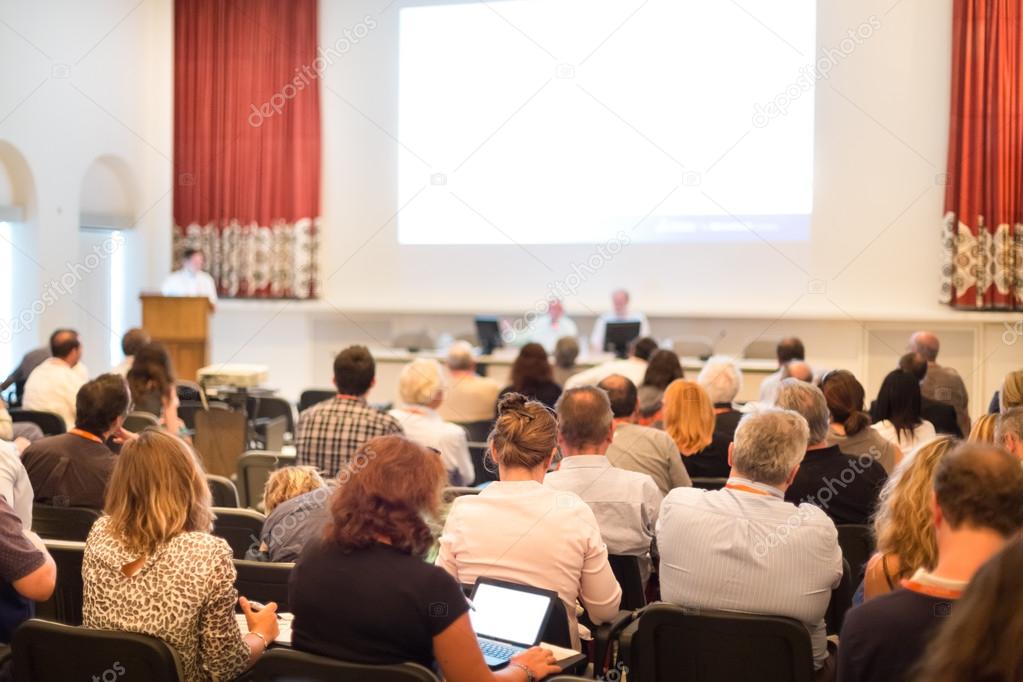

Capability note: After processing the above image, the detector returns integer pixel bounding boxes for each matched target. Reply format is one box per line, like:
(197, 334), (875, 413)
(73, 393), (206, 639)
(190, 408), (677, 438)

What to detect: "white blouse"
(872, 419), (937, 454)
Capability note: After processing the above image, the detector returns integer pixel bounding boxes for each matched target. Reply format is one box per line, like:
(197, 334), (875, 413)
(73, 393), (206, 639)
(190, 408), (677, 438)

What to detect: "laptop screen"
(469, 581), (554, 646)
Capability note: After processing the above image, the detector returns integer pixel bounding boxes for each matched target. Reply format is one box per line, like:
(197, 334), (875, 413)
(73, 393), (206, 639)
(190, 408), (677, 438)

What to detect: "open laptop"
(469, 578), (557, 669)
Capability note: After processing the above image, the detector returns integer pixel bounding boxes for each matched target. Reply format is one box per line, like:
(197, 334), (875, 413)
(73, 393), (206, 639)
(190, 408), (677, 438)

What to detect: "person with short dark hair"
(295, 346), (403, 477)
(112, 327), (151, 376)
(838, 442), (1023, 682)
(552, 336), (585, 387)
(161, 247), (218, 305)
(601, 374), (691, 495)
(22, 329), (88, 428)
(758, 337), (807, 403)
(497, 342), (562, 409)
(22, 374), (133, 509)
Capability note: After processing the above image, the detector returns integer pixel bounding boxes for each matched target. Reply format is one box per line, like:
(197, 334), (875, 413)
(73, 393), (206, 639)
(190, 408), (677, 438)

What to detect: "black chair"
(243, 648), (438, 681)
(837, 524), (875, 586)
(608, 554), (647, 611)
(825, 558), (854, 636)
(123, 411), (161, 433)
(175, 380), (205, 403)
(34, 540), (85, 626)
(621, 604), (815, 682)
(442, 487), (481, 504)
(690, 477), (728, 491)
(247, 395), (296, 436)
(458, 419), (493, 443)
(237, 450), (297, 509)
(12, 619), (184, 682)
(212, 507), (265, 559)
(468, 441), (498, 485)
(31, 504), (101, 542)
(234, 560), (293, 612)
(298, 389), (335, 413)
(208, 475), (241, 508)
(9, 409), (65, 436)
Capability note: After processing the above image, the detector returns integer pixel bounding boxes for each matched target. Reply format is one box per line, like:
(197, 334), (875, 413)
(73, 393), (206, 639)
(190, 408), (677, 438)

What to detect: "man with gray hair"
(694, 356), (745, 478)
(658, 408), (843, 675)
(437, 341), (501, 423)
(909, 330), (970, 436)
(995, 406), (1023, 460)
(545, 386), (662, 582)
(776, 379), (887, 525)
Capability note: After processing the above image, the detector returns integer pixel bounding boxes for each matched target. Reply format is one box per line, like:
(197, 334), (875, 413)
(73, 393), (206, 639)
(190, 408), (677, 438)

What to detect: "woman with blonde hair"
(662, 380), (718, 477)
(82, 430), (279, 682)
(246, 465), (330, 562)
(968, 412), (998, 444)
(863, 435), (956, 600)
(262, 465), (325, 515)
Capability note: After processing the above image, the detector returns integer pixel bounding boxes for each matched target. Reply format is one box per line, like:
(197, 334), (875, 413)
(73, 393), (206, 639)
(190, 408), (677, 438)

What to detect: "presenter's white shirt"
(507, 314), (579, 353)
(161, 268), (219, 304)
(590, 312), (651, 353)
(22, 358), (89, 429)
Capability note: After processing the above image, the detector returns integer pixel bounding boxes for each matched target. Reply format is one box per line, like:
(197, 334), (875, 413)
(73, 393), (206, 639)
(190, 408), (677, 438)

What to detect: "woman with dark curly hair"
(498, 342), (562, 409)
(290, 434), (560, 681)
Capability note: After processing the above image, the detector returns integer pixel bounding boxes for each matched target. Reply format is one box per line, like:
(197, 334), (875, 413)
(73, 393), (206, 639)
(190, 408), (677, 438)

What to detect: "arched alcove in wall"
(79, 154), (140, 228)
(0, 139), (35, 221)
(0, 140), (39, 370)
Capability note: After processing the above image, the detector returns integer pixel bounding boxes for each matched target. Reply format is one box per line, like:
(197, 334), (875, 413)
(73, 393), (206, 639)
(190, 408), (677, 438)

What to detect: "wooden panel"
(141, 295), (211, 381)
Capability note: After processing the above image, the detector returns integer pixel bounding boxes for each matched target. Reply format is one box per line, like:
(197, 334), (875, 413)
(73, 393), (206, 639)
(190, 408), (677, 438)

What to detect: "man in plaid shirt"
(296, 345), (403, 477)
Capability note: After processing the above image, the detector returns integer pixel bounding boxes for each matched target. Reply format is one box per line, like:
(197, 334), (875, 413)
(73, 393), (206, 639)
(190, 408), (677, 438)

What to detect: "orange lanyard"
(69, 428), (103, 444)
(724, 482), (774, 497)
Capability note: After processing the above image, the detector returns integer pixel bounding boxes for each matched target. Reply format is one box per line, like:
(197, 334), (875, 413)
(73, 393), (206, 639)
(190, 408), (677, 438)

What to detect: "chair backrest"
(246, 395), (296, 435)
(690, 477), (728, 491)
(631, 604), (815, 682)
(246, 648), (439, 681)
(12, 619), (184, 682)
(122, 411), (161, 434)
(234, 560), (294, 612)
(31, 504), (101, 542)
(237, 450), (297, 510)
(467, 442), (498, 485)
(825, 557), (854, 636)
(442, 487), (481, 504)
(211, 507), (266, 559)
(608, 554), (647, 611)
(34, 540), (85, 626)
(298, 389), (335, 413)
(836, 524), (875, 587)
(9, 409), (66, 436)
(208, 475), (240, 508)
(194, 407), (248, 477)
(457, 420), (494, 443)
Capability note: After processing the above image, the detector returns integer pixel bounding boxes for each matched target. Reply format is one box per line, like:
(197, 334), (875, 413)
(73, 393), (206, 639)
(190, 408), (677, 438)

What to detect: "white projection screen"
(397, 0), (816, 245)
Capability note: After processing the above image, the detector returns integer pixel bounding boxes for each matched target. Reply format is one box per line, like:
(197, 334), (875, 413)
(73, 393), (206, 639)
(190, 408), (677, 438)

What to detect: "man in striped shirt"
(657, 408), (842, 675)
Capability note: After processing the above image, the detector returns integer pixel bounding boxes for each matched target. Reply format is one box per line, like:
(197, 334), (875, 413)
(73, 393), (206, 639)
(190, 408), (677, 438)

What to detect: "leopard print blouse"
(82, 516), (250, 682)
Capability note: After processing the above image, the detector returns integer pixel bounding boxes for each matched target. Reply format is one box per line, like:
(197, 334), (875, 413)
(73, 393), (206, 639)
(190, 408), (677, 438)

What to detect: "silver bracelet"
(510, 662), (535, 682)
(245, 630), (269, 653)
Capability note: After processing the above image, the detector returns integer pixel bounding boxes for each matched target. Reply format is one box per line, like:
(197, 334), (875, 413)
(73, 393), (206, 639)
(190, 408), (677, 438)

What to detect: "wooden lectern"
(140, 294), (212, 381)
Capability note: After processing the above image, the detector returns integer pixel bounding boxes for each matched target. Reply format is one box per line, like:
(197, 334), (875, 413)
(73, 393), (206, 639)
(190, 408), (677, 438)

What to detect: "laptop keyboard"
(479, 638), (521, 661)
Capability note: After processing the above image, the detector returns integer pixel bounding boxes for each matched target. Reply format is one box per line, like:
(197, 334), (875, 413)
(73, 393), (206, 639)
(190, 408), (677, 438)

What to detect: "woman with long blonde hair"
(82, 430), (279, 682)
(864, 436), (956, 600)
(661, 380), (718, 477)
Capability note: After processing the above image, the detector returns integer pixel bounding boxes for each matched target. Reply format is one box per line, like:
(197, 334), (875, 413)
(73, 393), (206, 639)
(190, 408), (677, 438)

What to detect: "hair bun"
(498, 392), (529, 415)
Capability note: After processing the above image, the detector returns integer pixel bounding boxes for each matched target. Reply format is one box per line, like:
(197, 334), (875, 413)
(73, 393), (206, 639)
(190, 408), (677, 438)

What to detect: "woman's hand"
(239, 596), (280, 643)
(510, 647), (561, 680)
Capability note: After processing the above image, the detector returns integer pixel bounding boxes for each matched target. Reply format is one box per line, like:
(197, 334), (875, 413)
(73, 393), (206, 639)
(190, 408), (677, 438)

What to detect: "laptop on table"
(469, 577), (558, 669)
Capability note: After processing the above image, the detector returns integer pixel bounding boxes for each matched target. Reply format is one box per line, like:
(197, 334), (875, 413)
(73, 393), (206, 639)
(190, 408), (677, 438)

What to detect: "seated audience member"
(997, 369), (1023, 412)
(564, 337), (659, 390)
(967, 412), (998, 443)
(0, 345), (50, 406)
(439, 394), (622, 647)
(0, 398), (41, 446)
(127, 342), (185, 434)
(296, 345), (403, 477)
(696, 355), (744, 471)
(600, 375), (691, 495)
(776, 380), (887, 525)
(758, 336), (806, 403)
(83, 430), (279, 682)
(252, 485), (332, 564)
(248, 466), (329, 561)
(0, 496), (55, 644)
(390, 359), (474, 485)
(545, 386), (662, 581)
(783, 359), (814, 384)
(498, 342), (562, 409)
(658, 408), (843, 675)
(504, 297), (579, 353)
(631, 348), (684, 427)
(22, 329), (89, 429)
(552, 336), (585, 388)
(291, 435), (560, 681)
(890, 352), (961, 436)
(111, 327), (150, 376)
(838, 443), (1023, 682)
(437, 341), (501, 423)
(912, 537), (1023, 682)
(662, 380), (719, 477)
(864, 437), (956, 600)
(589, 288), (651, 354)
(0, 439), (32, 528)
(822, 370), (902, 474)
(994, 406), (1023, 460)
(872, 369), (937, 452)
(23, 374), (132, 510)
(908, 330), (970, 435)
(635, 384), (665, 428)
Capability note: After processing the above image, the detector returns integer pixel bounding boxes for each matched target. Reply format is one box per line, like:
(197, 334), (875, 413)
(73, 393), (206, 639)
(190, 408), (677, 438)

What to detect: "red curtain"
(942, 0), (1023, 309)
(174, 0), (321, 299)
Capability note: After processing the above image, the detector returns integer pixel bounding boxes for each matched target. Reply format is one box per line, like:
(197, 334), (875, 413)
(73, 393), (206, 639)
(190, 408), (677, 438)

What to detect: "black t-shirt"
(837, 586), (956, 682)
(290, 540), (468, 669)
(683, 408), (741, 479)
(785, 445), (887, 525)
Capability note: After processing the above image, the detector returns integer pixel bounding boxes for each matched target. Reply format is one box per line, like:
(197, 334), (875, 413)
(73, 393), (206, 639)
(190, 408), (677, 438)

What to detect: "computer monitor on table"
(475, 316), (503, 356)
(605, 321), (641, 358)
